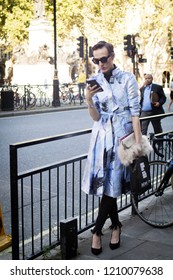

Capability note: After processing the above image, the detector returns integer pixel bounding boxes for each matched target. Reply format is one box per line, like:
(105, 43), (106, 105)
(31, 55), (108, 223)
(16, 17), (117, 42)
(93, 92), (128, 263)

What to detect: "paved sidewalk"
(72, 208), (173, 260)
(1, 206), (172, 260)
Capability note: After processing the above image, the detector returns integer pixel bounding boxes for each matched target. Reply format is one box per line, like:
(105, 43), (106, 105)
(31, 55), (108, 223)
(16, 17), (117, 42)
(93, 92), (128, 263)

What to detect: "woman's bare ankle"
(111, 227), (120, 243)
(92, 233), (102, 249)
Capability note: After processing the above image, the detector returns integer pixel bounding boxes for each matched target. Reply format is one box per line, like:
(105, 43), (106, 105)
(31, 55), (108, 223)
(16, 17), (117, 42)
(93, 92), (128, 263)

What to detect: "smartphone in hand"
(86, 79), (103, 91)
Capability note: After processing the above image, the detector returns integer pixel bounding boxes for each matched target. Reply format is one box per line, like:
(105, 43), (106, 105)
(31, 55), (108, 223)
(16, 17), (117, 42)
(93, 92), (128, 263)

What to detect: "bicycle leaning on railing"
(22, 84), (37, 109)
(13, 84), (23, 109)
(13, 84), (36, 109)
(59, 83), (75, 104)
(131, 133), (173, 228)
(35, 85), (50, 107)
(59, 83), (84, 105)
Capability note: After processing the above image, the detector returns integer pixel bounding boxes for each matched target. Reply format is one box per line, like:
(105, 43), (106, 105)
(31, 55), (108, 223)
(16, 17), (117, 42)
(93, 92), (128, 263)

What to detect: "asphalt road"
(0, 108), (93, 233)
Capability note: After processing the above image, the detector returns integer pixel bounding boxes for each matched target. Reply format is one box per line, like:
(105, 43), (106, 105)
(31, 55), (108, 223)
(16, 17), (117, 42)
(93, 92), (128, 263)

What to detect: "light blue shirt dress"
(82, 67), (140, 198)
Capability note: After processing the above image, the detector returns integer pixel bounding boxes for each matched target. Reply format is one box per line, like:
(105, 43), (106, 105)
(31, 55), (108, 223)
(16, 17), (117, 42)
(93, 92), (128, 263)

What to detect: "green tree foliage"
(0, 0), (33, 50)
(83, 0), (132, 43)
(129, 0), (173, 75)
(0, 0), (134, 47)
(0, 0), (85, 50)
(55, 0), (84, 38)
(1, 0), (173, 62)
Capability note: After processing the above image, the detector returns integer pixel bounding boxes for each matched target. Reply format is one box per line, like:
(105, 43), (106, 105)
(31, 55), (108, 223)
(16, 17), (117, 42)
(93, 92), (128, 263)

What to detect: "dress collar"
(103, 64), (117, 82)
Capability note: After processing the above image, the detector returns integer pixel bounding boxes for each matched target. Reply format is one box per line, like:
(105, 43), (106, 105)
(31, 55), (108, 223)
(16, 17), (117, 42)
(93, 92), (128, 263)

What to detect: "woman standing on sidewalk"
(82, 41), (142, 255)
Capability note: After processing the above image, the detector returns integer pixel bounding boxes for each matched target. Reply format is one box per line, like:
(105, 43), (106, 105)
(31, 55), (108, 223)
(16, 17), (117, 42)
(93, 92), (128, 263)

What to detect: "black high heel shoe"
(109, 228), (121, 250)
(91, 234), (102, 255)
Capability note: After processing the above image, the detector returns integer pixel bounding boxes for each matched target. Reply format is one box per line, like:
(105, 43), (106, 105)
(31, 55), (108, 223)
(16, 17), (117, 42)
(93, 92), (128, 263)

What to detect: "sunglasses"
(92, 54), (111, 65)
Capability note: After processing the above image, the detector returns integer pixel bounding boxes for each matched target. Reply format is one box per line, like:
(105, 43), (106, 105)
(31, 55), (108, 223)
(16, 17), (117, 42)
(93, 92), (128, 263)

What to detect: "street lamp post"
(52, 0), (60, 107)
(85, 38), (89, 79)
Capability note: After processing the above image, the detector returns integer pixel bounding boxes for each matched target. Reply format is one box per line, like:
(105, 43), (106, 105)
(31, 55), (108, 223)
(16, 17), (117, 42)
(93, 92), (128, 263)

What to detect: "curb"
(0, 104), (87, 118)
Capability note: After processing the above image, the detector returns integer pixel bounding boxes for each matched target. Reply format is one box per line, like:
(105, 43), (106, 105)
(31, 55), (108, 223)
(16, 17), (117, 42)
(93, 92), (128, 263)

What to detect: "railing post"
(60, 218), (78, 259)
(24, 85), (27, 110)
(10, 145), (20, 259)
(131, 194), (138, 215)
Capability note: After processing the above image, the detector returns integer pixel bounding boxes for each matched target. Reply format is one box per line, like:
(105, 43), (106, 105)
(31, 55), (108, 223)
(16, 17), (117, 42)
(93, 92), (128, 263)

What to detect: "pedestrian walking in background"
(140, 74), (166, 135)
(168, 77), (173, 110)
(82, 41), (142, 255)
(77, 70), (86, 104)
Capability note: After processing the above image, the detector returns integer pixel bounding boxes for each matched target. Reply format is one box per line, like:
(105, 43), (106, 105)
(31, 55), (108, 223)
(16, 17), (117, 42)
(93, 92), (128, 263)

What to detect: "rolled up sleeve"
(126, 74), (140, 116)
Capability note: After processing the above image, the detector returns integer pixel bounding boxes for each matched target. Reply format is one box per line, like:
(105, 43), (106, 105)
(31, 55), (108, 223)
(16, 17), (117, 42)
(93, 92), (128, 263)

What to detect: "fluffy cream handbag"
(117, 132), (153, 166)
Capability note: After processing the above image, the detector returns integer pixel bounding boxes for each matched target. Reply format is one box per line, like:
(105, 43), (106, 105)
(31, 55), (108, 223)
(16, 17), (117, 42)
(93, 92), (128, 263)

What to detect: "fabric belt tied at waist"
(114, 106), (131, 113)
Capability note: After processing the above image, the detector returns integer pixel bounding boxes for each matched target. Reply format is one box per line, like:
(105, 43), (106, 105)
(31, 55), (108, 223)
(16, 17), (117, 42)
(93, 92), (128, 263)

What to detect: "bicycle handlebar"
(152, 139), (164, 158)
(149, 133), (173, 158)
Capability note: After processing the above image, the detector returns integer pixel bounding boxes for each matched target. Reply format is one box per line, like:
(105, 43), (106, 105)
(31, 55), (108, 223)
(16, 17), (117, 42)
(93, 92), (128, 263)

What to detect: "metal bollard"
(60, 218), (78, 259)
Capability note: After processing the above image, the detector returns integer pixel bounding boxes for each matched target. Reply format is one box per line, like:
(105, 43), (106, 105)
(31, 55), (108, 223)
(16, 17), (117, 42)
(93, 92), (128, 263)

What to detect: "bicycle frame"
(155, 159), (173, 196)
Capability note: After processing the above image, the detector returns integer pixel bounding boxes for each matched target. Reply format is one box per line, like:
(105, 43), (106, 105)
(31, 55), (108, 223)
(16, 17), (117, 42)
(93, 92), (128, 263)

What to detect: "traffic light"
(170, 47), (173, 59)
(123, 35), (132, 50)
(77, 36), (84, 58)
(123, 35), (132, 57)
(138, 54), (147, 63)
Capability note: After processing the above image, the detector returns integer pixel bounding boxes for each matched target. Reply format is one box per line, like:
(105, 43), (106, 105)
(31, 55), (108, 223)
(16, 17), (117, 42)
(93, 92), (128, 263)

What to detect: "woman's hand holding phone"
(85, 80), (101, 121)
(86, 79), (103, 92)
(86, 79), (103, 108)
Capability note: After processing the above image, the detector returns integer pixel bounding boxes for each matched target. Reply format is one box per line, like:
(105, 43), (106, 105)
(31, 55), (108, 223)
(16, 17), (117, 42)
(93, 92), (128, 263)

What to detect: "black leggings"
(92, 194), (122, 235)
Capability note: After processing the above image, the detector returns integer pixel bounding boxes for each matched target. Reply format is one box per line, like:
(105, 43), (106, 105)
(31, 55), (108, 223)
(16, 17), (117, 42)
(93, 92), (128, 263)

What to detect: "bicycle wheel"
(171, 175), (173, 189)
(36, 97), (43, 107)
(59, 88), (68, 104)
(14, 93), (21, 109)
(18, 95), (25, 109)
(44, 96), (50, 107)
(28, 93), (36, 107)
(131, 161), (173, 228)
